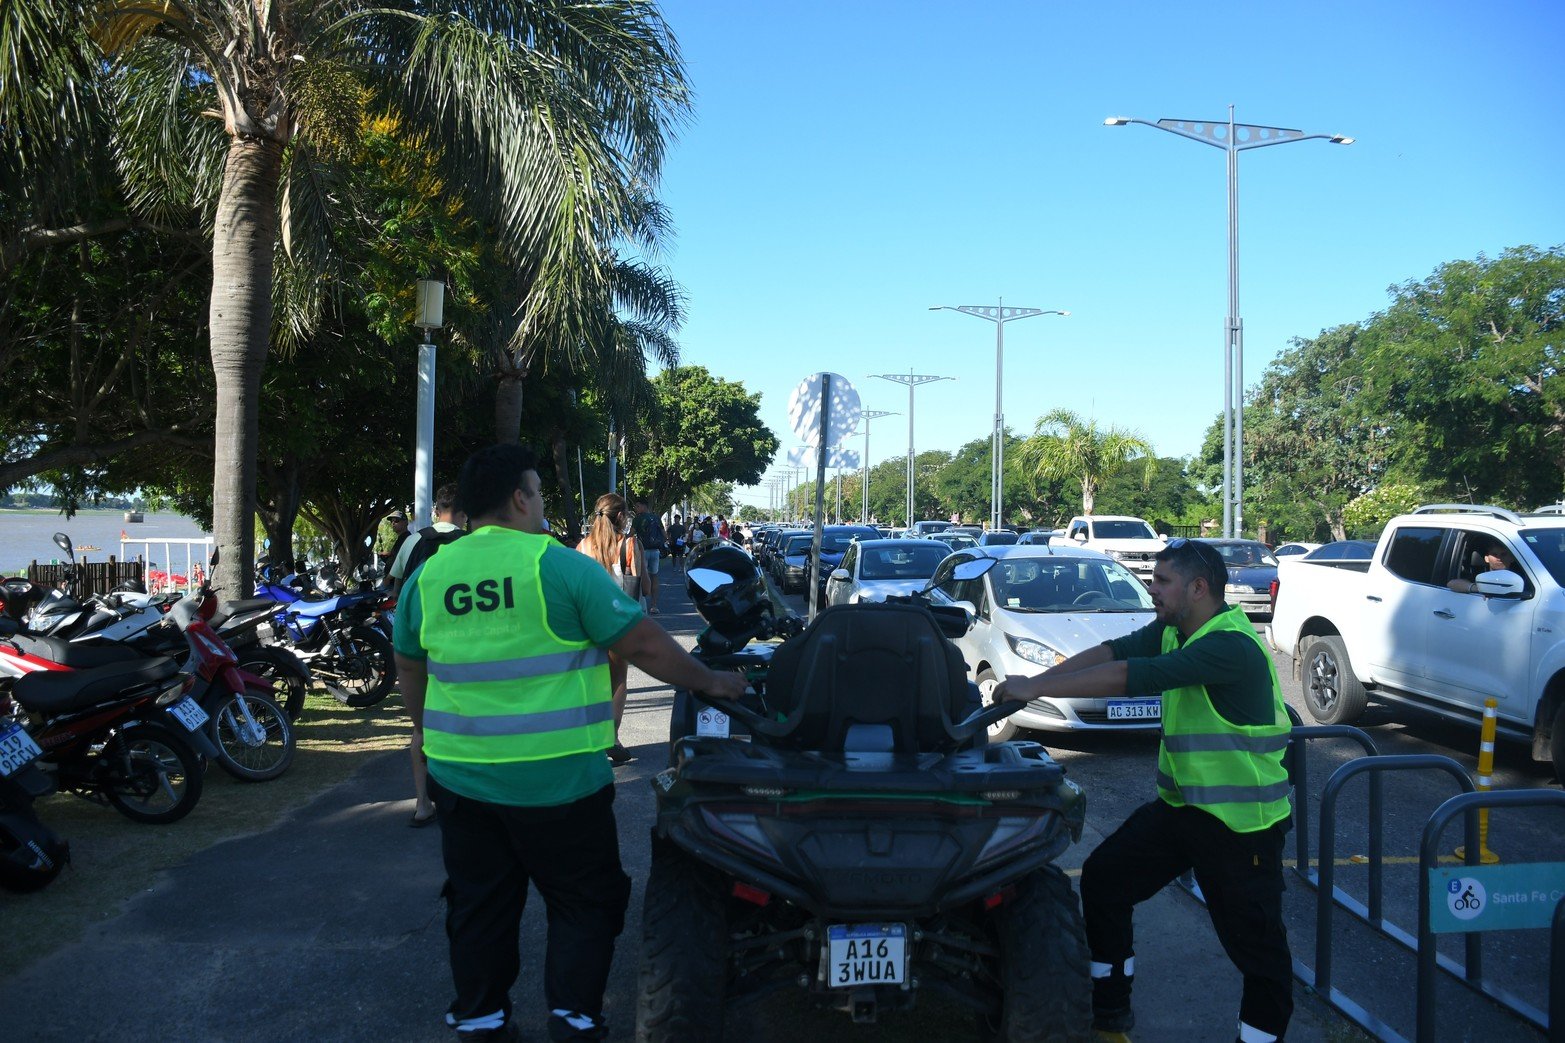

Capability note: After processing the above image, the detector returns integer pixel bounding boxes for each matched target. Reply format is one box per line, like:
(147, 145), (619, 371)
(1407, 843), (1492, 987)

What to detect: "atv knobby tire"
(992, 864), (1093, 1042)
(637, 837), (728, 1042)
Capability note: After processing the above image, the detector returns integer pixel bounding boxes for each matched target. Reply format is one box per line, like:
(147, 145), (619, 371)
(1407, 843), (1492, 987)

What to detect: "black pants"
(430, 778), (632, 1031)
(1081, 799), (1294, 1038)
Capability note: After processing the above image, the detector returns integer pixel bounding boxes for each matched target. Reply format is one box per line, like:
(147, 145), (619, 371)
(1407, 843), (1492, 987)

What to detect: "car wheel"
(977, 668), (1021, 742)
(1303, 635), (1368, 725)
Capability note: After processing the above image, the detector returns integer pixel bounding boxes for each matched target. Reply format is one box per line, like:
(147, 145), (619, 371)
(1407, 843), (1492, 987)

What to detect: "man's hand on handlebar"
(700, 668), (747, 701)
(992, 674), (1042, 704)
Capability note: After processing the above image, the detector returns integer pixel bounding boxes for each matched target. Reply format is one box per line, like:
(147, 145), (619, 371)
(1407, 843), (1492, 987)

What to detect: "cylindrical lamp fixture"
(415, 279), (445, 329)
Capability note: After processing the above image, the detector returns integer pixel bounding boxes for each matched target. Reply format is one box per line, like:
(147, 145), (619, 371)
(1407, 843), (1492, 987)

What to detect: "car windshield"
(784, 536), (813, 555)
(981, 531), (1018, 545)
(934, 533), (978, 549)
(1210, 542), (1278, 567)
(1520, 528), (1565, 586)
(1094, 520), (1157, 540)
(859, 543), (951, 580)
(989, 558), (1153, 612)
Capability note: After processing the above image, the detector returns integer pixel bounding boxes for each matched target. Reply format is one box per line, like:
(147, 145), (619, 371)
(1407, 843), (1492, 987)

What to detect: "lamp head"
(1330, 134), (1355, 145)
(1104, 117), (1131, 126)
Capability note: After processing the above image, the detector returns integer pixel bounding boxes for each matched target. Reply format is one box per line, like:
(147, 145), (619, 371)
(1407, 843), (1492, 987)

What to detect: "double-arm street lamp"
(872, 372), (954, 527)
(1106, 108), (1352, 537)
(856, 410), (897, 524)
(931, 301), (1068, 531)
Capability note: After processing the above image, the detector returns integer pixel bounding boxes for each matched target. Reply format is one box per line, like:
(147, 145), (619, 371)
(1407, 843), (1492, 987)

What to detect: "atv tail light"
(980, 790), (1020, 801)
(982, 885), (1017, 910)
(975, 815), (1053, 868)
(731, 881), (772, 906)
(741, 785), (788, 798)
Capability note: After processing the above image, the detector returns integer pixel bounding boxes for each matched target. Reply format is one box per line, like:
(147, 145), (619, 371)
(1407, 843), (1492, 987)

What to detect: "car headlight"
(1007, 634), (1062, 668)
(1225, 583), (1251, 594)
(1108, 549), (1124, 560)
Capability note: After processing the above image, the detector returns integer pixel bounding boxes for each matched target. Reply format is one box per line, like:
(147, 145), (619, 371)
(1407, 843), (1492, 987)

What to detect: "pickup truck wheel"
(978, 668), (1021, 742)
(1303, 635), (1368, 725)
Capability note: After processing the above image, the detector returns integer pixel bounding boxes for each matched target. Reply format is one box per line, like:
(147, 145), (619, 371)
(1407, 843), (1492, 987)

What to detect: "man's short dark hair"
(1156, 539), (1227, 596)
(434, 483), (459, 515)
(458, 444), (539, 519)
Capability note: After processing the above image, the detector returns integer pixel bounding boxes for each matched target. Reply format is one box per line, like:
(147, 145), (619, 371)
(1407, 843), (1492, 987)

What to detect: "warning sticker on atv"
(827, 923), (906, 988)
(696, 706), (730, 739)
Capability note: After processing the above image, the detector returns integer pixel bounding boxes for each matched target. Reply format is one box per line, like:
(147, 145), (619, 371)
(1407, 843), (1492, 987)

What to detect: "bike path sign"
(1428, 861), (1565, 933)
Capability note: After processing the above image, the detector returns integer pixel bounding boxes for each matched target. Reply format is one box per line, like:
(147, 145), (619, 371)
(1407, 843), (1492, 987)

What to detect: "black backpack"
(402, 525), (465, 579)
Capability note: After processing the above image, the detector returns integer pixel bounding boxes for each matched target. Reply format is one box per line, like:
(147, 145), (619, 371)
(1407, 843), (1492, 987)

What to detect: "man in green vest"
(996, 537), (1293, 1042)
(393, 444), (745, 1042)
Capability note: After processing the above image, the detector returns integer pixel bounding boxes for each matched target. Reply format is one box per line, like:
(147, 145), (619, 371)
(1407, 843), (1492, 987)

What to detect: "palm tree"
(1018, 408), (1155, 515)
(2, 0), (689, 580)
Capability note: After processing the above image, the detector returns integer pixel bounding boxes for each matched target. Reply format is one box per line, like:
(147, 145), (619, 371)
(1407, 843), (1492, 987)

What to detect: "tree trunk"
(1081, 477), (1096, 515)
(256, 455), (304, 571)
(549, 430), (580, 538)
(494, 373), (524, 444)
(209, 137), (283, 587)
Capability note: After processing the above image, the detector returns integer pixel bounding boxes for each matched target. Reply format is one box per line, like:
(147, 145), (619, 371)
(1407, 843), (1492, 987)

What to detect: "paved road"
(1, 575), (1557, 1041)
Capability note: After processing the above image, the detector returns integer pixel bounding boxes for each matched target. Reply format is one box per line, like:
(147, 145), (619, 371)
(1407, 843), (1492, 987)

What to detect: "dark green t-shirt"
(394, 528), (644, 806)
(1103, 605), (1275, 726)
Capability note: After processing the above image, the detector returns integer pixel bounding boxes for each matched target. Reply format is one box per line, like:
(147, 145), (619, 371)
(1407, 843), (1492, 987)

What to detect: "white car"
(1271, 542), (1321, 559)
(1063, 515), (1165, 583)
(929, 545), (1161, 739)
(822, 539), (952, 606)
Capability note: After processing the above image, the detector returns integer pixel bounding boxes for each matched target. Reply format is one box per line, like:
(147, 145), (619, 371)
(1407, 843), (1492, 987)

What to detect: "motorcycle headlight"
(1007, 635), (1061, 668)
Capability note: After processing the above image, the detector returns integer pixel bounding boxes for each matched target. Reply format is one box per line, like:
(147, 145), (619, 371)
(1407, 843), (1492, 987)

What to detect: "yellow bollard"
(1454, 698), (1501, 864)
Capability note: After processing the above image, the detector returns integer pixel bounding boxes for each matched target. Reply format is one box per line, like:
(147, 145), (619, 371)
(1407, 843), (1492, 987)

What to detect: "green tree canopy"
(626, 366), (778, 512)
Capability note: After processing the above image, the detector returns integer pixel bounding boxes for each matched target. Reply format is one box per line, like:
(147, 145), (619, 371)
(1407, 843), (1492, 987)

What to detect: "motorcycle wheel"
(989, 865), (1092, 1041)
(101, 723), (203, 825)
(236, 645), (310, 721)
(331, 626), (396, 708)
(206, 688), (294, 782)
(637, 837), (727, 1041)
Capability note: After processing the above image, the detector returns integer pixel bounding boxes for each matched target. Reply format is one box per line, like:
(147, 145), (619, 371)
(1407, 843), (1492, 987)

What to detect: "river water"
(0, 509), (211, 574)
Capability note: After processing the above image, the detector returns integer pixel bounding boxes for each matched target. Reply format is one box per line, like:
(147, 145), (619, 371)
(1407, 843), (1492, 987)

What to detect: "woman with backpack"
(578, 493), (644, 766)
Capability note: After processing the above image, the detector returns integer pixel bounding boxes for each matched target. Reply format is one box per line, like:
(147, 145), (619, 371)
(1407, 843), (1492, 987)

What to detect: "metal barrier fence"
(118, 537), (214, 594)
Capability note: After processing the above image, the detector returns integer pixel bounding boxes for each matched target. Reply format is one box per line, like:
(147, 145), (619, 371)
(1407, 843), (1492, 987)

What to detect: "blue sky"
(651, 0), (1565, 509)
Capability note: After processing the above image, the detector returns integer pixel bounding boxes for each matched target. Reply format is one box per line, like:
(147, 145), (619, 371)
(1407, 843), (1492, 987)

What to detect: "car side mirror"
(830, 568), (850, 582)
(1474, 570), (1526, 598)
(1072, 533), (1087, 543)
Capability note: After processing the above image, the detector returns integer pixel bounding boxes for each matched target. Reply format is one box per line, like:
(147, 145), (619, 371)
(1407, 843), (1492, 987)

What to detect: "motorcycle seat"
(10, 634), (142, 669)
(286, 598), (342, 619)
(12, 656), (180, 715)
(210, 597), (278, 627)
(761, 603), (971, 755)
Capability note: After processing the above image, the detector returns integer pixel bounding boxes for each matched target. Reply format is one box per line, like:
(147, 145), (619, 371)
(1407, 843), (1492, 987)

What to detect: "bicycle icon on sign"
(1446, 876), (1487, 920)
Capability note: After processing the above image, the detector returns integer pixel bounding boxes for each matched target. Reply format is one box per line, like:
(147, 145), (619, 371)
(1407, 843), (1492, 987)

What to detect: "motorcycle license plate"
(1106, 698), (1161, 721)
(827, 924), (906, 988)
(0, 721), (43, 777)
(168, 697), (210, 732)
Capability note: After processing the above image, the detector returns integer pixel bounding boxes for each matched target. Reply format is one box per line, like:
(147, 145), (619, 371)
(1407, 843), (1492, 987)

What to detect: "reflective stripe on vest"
(1155, 605), (1291, 832)
(417, 527), (613, 763)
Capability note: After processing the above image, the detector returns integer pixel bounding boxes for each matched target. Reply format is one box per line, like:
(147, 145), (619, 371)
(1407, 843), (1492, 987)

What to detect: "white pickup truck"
(1063, 515), (1165, 583)
(1268, 504), (1565, 780)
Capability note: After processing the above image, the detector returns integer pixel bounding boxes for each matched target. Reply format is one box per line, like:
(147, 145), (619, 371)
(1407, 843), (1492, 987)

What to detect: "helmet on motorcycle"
(0, 578), (41, 621)
(0, 809), (69, 893)
(111, 579), (147, 595)
(685, 540), (769, 636)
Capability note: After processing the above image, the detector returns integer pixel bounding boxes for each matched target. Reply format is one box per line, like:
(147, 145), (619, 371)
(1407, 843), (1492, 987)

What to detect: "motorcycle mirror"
(364, 535), (374, 548)
(687, 567), (733, 595)
(52, 532), (73, 556)
(209, 548), (220, 567)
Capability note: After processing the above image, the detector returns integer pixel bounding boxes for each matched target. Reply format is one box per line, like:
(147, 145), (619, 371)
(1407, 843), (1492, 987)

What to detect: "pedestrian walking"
(996, 537), (1294, 1041)
(629, 495), (666, 615)
(577, 493), (643, 766)
(665, 514), (688, 573)
(392, 444), (745, 1042)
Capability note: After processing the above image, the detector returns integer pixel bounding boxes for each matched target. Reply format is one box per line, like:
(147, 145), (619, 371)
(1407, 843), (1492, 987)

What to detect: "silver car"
(822, 539), (953, 606)
(929, 545), (1162, 739)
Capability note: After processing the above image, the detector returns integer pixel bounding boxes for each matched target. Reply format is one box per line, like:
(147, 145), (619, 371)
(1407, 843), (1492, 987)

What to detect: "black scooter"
(638, 544), (1093, 1040)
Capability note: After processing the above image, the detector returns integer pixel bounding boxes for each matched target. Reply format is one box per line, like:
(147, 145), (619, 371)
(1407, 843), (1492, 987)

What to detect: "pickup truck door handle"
(1365, 595), (1382, 603)
(1433, 609), (1455, 619)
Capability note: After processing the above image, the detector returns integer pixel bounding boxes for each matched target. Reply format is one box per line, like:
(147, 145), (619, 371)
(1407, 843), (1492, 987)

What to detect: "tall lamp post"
(1106, 108), (1352, 537)
(412, 279), (444, 527)
(857, 409), (897, 524)
(872, 372), (954, 526)
(930, 301), (1067, 531)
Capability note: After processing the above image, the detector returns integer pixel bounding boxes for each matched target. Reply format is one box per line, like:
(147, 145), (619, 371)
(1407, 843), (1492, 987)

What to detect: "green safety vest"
(1155, 606), (1291, 833)
(416, 526), (613, 763)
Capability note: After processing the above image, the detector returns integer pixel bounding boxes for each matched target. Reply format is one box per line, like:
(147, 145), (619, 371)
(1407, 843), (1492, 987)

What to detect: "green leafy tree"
(1017, 409), (1154, 516)
(1342, 483), (1423, 538)
(626, 367), (779, 511)
(1096, 456), (1199, 530)
(4, 0), (691, 583)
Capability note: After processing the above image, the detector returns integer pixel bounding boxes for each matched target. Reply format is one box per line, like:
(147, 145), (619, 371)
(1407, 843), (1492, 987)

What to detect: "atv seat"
(761, 602), (969, 754)
(13, 656), (180, 715)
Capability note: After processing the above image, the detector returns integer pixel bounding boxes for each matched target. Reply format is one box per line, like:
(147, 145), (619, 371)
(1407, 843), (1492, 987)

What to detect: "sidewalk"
(0, 572), (1357, 1041)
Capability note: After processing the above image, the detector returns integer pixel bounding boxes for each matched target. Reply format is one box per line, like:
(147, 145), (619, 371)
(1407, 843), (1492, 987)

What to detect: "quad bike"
(637, 542), (1093, 1041)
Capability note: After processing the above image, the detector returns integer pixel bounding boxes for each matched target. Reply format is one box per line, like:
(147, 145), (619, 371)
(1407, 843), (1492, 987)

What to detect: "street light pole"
(930, 302), (1067, 530)
(411, 279), (445, 527)
(872, 372), (953, 526)
(1106, 108), (1352, 536)
(857, 410), (897, 524)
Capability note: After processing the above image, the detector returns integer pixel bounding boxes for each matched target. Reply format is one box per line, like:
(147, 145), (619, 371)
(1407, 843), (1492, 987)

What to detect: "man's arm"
(993, 650), (1129, 704)
(610, 618), (747, 700)
(396, 653), (428, 731)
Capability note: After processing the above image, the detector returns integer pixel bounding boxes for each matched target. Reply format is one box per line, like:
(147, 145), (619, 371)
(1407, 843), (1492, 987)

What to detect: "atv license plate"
(827, 924), (906, 988)
(1106, 698), (1161, 721)
(168, 697), (210, 732)
(0, 721), (43, 777)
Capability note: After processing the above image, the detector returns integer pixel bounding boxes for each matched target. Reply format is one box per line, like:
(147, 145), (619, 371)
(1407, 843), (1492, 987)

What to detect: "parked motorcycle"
(255, 566), (395, 709)
(637, 542), (1092, 1039)
(0, 671), (70, 890)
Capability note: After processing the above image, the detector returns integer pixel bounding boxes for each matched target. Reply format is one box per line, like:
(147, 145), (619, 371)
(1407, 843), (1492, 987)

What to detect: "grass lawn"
(0, 687), (412, 978)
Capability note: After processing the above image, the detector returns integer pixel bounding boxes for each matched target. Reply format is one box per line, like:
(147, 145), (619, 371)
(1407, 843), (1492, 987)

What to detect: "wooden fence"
(25, 556), (145, 598)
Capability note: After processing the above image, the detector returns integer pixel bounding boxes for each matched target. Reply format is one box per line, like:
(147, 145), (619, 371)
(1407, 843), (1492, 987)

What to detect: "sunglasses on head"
(1164, 537), (1228, 574)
